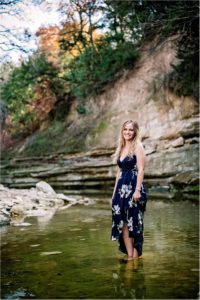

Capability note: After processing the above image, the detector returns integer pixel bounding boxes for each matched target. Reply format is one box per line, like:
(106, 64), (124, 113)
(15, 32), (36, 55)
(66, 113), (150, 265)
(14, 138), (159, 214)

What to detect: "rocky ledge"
(0, 181), (94, 227)
(1, 146), (199, 201)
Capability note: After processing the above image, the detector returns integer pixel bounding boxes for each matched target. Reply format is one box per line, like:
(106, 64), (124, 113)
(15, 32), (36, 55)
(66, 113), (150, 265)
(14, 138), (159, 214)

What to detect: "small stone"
(171, 137), (184, 148)
(1, 208), (10, 216)
(10, 205), (25, 217)
(11, 222), (32, 227)
(0, 184), (8, 191)
(40, 251), (62, 256)
(56, 193), (76, 202)
(113, 273), (119, 279)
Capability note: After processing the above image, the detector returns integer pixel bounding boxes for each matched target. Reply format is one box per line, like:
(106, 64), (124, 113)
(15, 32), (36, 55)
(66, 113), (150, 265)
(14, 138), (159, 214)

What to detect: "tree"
(36, 26), (61, 67)
(2, 53), (67, 136)
(59, 0), (103, 55)
(62, 0), (199, 102)
(0, 0), (34, 61)
(0, 0), (63, 62)
(137, 0), (199, 99)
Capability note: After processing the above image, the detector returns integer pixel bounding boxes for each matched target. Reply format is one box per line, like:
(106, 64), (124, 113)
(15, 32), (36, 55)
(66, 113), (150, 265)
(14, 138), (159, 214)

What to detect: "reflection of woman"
(111, 120), (147, 260)
(113, 259), (146, 299)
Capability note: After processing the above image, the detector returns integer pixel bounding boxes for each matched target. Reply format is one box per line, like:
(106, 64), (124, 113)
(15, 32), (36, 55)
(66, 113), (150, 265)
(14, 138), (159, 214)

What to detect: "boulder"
(36, 181), (56, 195)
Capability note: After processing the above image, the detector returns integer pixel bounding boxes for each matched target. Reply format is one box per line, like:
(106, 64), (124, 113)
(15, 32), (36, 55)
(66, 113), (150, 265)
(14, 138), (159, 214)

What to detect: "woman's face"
(122, 123), (134, 141)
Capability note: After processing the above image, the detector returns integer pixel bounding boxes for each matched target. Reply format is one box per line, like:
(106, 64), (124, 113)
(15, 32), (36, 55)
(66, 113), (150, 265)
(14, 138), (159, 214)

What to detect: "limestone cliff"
(64, 36), (199, 181)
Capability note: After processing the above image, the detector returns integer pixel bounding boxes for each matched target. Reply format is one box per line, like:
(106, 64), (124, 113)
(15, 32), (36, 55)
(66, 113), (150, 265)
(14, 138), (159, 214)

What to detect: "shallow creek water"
(1, 199), (199, 299)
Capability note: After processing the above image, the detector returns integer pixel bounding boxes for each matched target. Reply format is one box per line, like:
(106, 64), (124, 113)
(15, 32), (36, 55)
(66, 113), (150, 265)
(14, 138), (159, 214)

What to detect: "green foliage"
(89, 120), (107, 137)
(76, 104), (87, 115)
(2, 54), (66, 134)
(86, 118), (110, 147)
(103, 0), (147, 43)
(66, 40), (138, 102)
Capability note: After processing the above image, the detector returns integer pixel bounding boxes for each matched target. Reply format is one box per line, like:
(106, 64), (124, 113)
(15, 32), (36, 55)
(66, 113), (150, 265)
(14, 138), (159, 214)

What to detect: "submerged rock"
(40, 251), (62, 256)
(10, 222), (32, 227)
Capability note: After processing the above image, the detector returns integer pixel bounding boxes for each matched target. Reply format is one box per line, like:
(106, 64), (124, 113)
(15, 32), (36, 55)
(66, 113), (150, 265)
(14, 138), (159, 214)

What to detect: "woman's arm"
(132, 142), (146, 201)
(112, 167), (121, 199)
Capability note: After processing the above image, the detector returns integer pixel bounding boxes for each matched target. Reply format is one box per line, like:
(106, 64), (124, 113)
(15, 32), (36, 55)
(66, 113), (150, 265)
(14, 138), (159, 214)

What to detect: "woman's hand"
(132, 190), (141, 202)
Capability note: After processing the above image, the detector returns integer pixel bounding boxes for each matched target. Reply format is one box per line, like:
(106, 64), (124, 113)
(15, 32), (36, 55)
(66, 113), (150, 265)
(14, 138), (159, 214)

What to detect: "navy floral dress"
(111, 155), (147, 257)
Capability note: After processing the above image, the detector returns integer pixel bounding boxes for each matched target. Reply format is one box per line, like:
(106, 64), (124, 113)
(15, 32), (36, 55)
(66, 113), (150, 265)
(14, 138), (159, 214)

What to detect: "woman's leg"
(122, 225), (139, 259)
(133, 247), (139, 258)
(122, 224), (134, 258)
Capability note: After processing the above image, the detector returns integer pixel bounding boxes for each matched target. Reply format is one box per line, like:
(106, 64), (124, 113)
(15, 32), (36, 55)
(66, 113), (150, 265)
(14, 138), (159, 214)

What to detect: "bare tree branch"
(0, 0), (36, 61)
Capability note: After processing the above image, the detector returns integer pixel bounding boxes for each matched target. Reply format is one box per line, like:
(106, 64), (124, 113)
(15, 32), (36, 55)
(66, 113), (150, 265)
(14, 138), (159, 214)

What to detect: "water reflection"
(113, 258), (146, 299)
(3, 288), (35, 300)
(36, 208), (56, 230)
(1, 199), (199, 299)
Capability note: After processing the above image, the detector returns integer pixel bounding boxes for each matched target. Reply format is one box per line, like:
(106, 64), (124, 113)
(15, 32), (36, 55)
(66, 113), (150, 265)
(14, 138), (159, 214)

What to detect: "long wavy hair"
(112, 120), (141, 163)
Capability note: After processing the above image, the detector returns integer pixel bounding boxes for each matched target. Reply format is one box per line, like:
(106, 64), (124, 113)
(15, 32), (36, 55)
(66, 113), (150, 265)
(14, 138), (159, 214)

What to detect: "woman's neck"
(124, 140), (132, 149)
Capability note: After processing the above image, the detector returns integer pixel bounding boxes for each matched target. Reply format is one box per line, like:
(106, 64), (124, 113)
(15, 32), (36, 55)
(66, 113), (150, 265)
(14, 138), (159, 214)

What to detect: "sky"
(0, 0), (63, 64)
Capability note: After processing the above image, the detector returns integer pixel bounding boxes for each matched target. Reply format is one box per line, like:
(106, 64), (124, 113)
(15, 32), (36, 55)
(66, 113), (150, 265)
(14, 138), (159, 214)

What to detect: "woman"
(111, 120), (147, 260)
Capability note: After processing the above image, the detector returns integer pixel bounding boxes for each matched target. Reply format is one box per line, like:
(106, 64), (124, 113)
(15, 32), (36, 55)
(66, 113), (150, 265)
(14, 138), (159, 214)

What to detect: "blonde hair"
(112, 120), (141, 163)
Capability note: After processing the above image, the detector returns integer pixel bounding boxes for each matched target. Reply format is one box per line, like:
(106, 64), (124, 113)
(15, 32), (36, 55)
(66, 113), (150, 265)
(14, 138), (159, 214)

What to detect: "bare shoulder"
(135, 142), (145, 153)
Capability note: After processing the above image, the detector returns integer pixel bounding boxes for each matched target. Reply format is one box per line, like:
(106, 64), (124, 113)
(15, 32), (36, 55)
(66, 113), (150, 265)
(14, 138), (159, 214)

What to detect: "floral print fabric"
(111, 155), (147, 257)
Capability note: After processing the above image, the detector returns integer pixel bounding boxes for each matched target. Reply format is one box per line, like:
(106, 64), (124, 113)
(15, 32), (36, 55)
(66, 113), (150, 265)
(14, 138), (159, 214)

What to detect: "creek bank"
(1, 148), (199, 201)
(0, 181), (94, 227)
